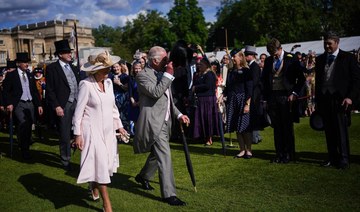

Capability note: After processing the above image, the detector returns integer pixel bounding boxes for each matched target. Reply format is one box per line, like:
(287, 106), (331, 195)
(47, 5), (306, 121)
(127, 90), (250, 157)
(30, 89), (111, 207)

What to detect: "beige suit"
(133, 65), (181, 198)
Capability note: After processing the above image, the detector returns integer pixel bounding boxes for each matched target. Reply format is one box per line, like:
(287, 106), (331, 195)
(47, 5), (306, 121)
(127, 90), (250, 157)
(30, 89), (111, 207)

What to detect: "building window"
(0, 40), (3, 45)
(0, 51), (6, 64)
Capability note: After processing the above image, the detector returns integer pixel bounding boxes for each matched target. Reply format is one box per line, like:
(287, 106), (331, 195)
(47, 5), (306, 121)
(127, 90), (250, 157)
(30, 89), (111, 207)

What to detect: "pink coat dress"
(73, 76), (123, 184)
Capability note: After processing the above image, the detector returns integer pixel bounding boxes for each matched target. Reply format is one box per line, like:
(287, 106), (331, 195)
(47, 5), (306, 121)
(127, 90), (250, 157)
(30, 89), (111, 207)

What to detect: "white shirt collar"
(329, 48), (339, 57)
(279, 50), (285, 61)
(59, 59), (69, 68)
(17, 67), (26, 76)
(249, 59), (256, 65)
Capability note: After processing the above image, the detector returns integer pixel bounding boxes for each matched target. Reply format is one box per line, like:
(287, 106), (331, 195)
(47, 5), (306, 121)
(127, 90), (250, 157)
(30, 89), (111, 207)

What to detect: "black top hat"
(54, 39), (73, 54)
(15, 52), (30, 62)
(6, 60), (17, 69)
(309, 111), (324, 131)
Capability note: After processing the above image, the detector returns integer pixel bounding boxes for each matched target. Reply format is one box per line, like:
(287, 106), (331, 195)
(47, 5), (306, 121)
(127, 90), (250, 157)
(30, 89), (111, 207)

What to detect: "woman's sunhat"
(81, 49), (120, 72)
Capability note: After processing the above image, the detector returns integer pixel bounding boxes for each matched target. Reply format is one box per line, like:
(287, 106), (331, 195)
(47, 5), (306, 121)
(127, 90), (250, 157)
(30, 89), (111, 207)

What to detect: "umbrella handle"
(179, 123), (189, 133)
(180, 123), (184, 133)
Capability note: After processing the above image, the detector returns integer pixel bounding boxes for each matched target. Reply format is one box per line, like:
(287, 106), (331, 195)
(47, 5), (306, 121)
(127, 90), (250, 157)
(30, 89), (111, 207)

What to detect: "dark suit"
(249, 60), (265, 130)
(315, 49), (360, 167)
(262, 51), (305, 162)
(46, 61), (79, 167)
(3, 69), (41, 156)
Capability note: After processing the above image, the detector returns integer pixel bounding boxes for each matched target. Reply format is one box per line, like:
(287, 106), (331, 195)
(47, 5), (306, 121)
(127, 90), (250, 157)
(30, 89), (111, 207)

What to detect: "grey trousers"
(57, 101), (76, 166)
(139, 121), (176, 198)
(14, 101), (34, 152)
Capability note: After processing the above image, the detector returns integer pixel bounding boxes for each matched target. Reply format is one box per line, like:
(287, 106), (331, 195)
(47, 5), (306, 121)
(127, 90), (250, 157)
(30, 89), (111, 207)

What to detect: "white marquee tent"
(206, 36), (360, 62)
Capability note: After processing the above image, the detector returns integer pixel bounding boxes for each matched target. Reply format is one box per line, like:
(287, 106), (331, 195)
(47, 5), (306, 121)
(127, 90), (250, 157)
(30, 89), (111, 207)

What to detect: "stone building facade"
(0, 19), (94, 67)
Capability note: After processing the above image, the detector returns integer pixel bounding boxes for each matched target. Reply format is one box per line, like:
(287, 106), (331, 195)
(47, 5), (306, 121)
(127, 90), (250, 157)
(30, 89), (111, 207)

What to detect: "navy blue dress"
(224, 67), (253, 133)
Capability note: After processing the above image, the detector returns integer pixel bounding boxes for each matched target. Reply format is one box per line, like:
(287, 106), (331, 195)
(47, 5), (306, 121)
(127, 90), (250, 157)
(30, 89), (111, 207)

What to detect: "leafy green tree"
(168, 0), (208, 46)
(209, 0), (359, 49)
(92, 24), (122, 47)
(121, 10), (177, 55)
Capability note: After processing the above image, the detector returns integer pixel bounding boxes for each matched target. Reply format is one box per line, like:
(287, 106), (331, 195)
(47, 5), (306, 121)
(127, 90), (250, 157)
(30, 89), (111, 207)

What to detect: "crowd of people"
(0, 31), (359, 210)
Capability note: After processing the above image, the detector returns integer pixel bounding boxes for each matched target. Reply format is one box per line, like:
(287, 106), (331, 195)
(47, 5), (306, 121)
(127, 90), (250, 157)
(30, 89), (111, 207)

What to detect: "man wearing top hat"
(2, 52), (43, 159)
(244, 45), (264, 144)
(315, 31), (360, 169)
(46, 39), (79, 171)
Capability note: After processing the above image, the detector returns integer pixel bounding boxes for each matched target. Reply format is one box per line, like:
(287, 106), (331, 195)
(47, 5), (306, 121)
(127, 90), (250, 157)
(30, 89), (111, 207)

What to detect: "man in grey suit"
(133, 46), (190, 206)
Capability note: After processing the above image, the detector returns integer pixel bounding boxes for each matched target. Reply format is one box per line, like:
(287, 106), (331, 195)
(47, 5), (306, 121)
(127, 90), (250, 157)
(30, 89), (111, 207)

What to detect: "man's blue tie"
(274, 58), (281, 71)
(155, 71), (163, 84)
(327, 54), (335, 66)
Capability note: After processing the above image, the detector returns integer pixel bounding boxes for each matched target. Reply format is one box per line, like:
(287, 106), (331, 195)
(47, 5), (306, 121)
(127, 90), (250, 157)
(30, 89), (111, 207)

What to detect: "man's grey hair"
(148, 46), (166, 65)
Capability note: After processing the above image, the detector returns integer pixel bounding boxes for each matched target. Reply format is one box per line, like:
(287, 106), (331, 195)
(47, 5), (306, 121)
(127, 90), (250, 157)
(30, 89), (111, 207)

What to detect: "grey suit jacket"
(133, 66), (181, 153)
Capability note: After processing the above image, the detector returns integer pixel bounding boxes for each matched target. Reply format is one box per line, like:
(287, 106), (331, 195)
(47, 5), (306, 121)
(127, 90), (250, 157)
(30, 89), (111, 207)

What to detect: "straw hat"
(81, 50), (120, 72)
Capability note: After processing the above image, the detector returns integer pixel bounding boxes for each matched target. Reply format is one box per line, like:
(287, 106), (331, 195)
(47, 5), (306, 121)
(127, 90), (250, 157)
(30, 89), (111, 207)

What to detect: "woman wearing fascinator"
(73, 50), (128, 212)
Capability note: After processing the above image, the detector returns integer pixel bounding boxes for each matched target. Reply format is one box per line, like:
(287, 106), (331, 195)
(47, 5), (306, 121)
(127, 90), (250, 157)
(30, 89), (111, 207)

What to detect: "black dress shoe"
(271, 157), (281, 163)
(320, 161), (334, 167)
(163, 196), (186, 206)
(135, 174), (154, 190)
(64, 163), (73, 171)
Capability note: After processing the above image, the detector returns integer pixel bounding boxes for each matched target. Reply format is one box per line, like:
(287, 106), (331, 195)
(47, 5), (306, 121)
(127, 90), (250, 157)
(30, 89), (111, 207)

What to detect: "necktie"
(65, 64), (71, 72)
(155, 71), (163, 84)
(22, 72), (27, 82)
(327, 55), (335, 66)
(274, 58), (281, 71)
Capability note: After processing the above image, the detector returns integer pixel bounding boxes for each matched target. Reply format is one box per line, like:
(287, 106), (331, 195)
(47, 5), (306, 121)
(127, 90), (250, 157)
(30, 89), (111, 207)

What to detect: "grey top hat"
(15, 52), (31, 62)
(244, 45), (258, 55)
(54, 39), (73, 54)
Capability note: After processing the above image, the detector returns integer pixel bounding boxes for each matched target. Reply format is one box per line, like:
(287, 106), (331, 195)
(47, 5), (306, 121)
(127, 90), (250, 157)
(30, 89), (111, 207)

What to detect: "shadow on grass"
(109, 172), (163, 203)
(170, 141), (360, 166)
(18, 173), (100, 211)
(0, 138), (81, 175)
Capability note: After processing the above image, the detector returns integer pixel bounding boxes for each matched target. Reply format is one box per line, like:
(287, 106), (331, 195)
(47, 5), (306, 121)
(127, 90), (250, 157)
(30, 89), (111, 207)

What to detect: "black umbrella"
(179, 123), (197, 192)
(9, 111), (13, 158)
(218, 112), (226, 156)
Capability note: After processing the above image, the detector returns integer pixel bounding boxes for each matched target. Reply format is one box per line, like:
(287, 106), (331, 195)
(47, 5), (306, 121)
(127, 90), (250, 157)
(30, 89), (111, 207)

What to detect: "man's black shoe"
(135, 174), (154, 190)
(64, 163), (73, 171)
(320, 161), (334, 167)
(163, 196), (186, 206)
(271, 157), (281, 163)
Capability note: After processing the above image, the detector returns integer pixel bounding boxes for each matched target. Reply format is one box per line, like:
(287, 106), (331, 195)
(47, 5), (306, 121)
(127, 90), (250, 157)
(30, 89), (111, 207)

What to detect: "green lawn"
(1, 114), (360, 211)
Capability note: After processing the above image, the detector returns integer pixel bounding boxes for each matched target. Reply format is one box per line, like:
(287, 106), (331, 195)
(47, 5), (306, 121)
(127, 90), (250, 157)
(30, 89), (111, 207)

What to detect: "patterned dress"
(109, 72), (130, 131)
(225, 68), (253, 133)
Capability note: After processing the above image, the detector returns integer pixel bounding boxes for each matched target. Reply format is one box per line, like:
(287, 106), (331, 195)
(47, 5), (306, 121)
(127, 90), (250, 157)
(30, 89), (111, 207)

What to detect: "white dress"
(73, 76), (123, 184)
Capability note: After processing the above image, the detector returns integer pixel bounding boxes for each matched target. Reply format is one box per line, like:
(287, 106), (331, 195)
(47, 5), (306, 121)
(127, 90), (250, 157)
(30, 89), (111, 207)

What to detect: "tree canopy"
(92, 0), (360, 59)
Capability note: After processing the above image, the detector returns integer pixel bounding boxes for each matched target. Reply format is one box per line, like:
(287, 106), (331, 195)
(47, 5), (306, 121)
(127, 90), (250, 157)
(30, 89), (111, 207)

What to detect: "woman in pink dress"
(73, 50), (128, 212)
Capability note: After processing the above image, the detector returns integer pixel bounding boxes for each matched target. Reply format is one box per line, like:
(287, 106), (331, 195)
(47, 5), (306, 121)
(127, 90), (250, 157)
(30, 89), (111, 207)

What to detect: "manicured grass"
(1, 114), (360, 211)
